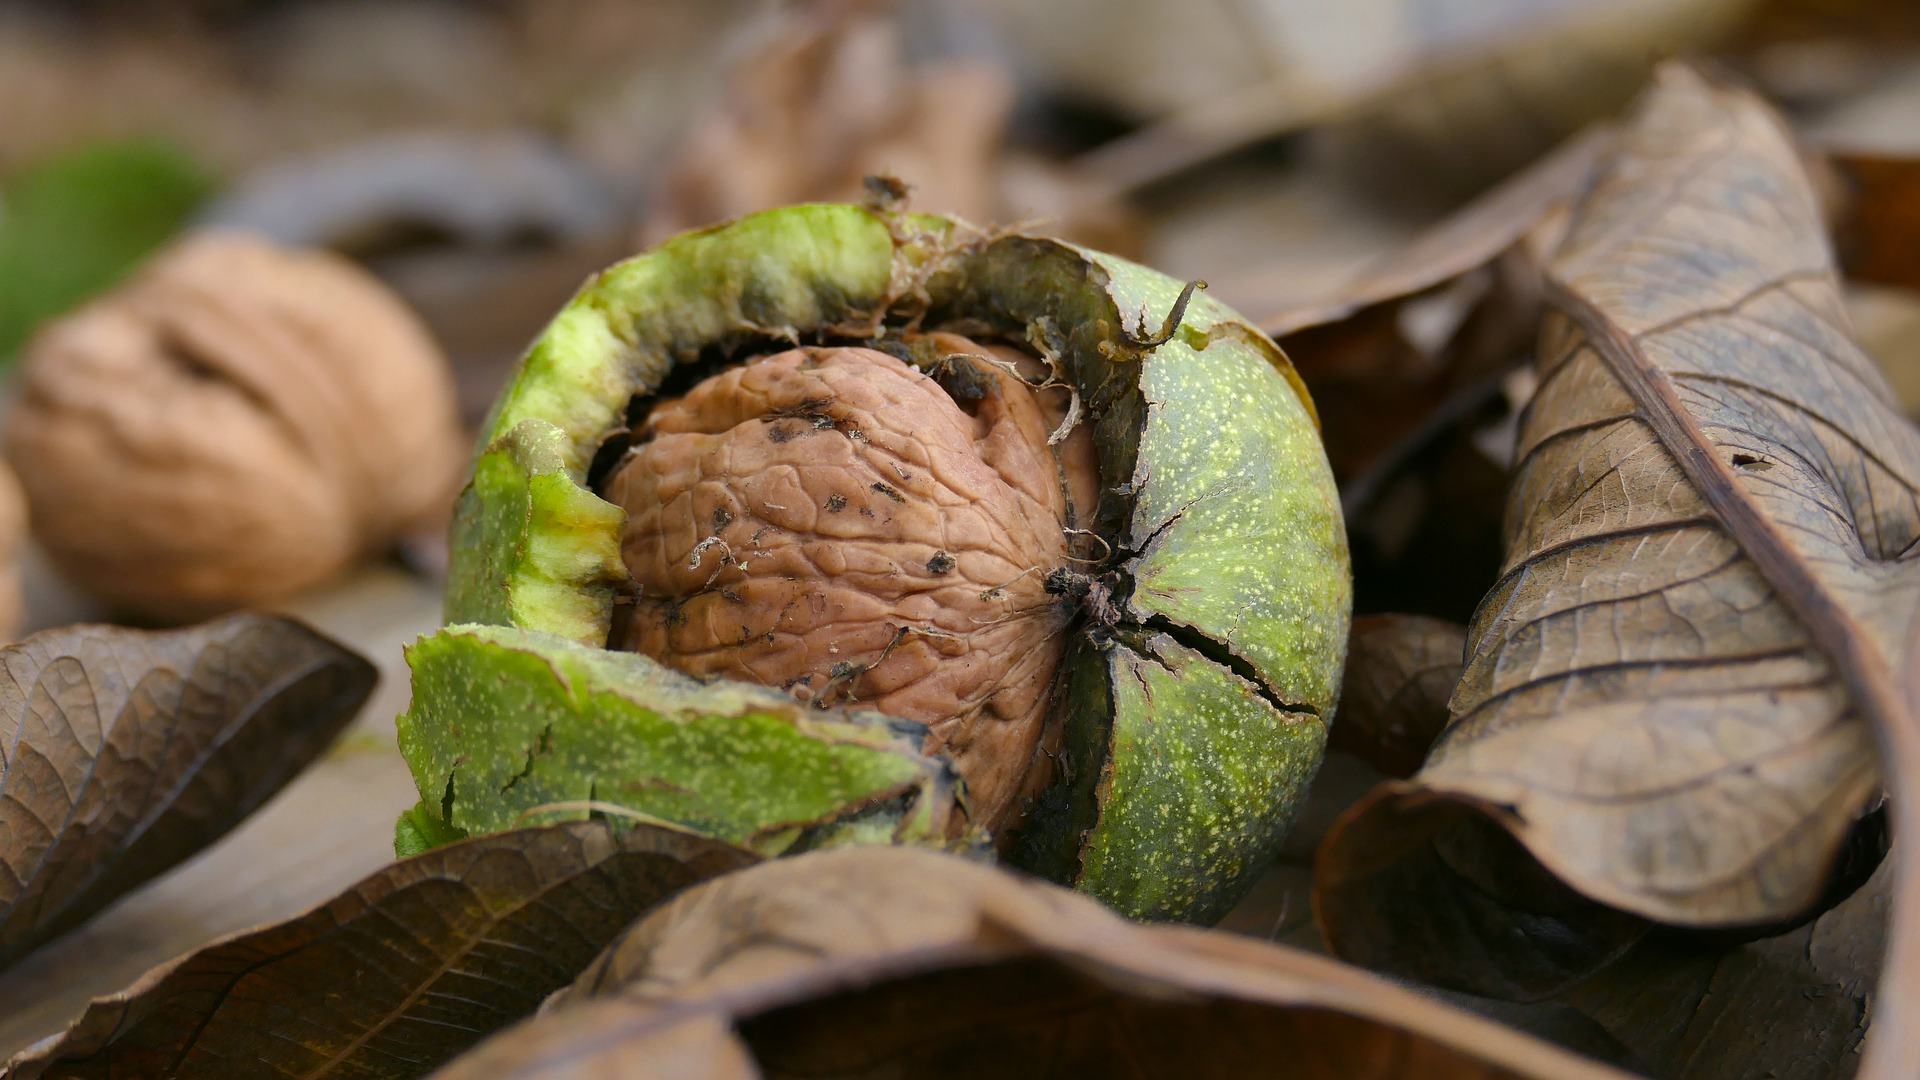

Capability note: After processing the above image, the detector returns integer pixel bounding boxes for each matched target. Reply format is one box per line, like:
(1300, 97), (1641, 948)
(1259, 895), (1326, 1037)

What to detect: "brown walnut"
(604, 336), (1099, 832)
(0, 462), (25, 640)
(3, 231), (466, 622)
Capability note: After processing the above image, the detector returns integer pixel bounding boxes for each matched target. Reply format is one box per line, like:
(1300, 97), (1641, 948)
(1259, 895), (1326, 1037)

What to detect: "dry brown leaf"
(431, 847), (1637, 1080)
(1316, 63), (1920, 1053)
(5, 821), (756, 1080)
(0, 613), (374, 970)
(1553, 853), (1889, 1080)
(638, 0), (1133, 252)
(0, 567), (438, 1058)
(1332, 615), (1468, 778)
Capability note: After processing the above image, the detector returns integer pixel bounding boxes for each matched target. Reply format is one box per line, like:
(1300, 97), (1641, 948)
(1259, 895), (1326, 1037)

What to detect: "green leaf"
(0, 141), (211, 359)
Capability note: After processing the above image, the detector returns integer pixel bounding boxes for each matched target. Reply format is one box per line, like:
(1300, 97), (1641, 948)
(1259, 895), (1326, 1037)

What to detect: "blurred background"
(6, 0), (1914, 395)
(9, 0), (1920, 678)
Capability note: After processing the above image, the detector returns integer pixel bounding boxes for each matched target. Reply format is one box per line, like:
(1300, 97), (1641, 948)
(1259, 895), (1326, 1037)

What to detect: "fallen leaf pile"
(434, 847), (1630, 1080)
(12, 2), (1920, 1076)
(1316, 61), (1918, 1016)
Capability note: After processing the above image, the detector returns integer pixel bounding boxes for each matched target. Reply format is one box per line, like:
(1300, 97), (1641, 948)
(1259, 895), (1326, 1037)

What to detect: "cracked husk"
(398, 204), (1350, 923)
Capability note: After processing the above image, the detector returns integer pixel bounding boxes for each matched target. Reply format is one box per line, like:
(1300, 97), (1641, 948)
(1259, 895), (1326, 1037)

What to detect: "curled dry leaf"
(0, 613), (374, 971)
(1317, 61), (1920, 1008)
(3, 231), (467, 623)
(431, 847), (1635, 1080)
(1332, 615), (1467, 778)
(5, 821), (756, 1080)
(638, 0), (1133, 252)
(0, 465), (24, 641)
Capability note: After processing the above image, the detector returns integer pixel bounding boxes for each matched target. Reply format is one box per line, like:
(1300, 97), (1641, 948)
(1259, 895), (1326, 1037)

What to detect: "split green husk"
(396, 203), (1349, 923)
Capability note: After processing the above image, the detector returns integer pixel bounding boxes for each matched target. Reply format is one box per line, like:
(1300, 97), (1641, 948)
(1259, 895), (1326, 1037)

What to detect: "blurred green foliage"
(0, 141), (212, 361)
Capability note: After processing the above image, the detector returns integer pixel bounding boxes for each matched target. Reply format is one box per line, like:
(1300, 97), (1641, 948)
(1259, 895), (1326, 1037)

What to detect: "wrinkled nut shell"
(0, 461), (25, 640)
(3, 231), (466, 622)
(607, 341), (1096, 832)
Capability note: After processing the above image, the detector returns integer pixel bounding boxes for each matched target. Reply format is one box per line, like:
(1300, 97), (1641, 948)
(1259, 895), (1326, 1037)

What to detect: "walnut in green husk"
(398, 204), (1350, 923)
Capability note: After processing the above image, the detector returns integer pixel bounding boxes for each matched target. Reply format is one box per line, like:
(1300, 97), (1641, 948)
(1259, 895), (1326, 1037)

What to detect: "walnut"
(0, 462), (25, 640)
(604, 338), (1097, 833)
(410, 204), (1351, 924)
(3, 232), (466, 622)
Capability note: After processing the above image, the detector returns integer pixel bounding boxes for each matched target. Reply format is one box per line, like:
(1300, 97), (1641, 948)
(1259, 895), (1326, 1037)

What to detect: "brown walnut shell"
(3, 231), (466, 622)
(0, 461), (25, 640)
(604, 339), (1099, 833)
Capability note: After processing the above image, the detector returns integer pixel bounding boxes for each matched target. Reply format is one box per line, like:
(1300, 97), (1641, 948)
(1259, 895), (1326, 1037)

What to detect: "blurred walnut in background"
(3, 232), (465, 623)
(0, 464), (25, 640)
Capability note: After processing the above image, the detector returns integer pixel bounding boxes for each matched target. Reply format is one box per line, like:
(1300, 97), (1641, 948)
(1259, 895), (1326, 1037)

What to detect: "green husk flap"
(1075, 634), (1328, 923)
(394, 801), (470, 858)
(445, 419), (625, 644)
(398, 624), (972, 857)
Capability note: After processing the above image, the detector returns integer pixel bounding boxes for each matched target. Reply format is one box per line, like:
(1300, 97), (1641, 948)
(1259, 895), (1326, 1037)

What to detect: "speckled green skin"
(444, 420), (624, 644)
(405, 204), (1350, 923)
(398, 626), (963, 857)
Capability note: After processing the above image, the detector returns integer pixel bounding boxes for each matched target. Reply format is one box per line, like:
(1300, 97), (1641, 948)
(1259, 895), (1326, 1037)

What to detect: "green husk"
(398, 625), (971, 856)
